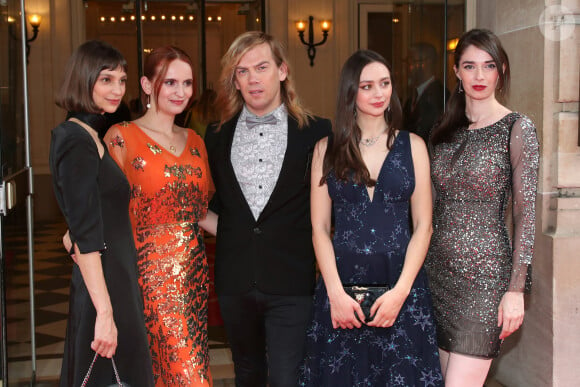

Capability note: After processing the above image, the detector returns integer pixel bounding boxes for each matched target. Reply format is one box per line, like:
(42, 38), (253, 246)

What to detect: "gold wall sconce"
(296, 16), (330, 66)
(447, 38), (459, 51)
(26, 14), (42, 61)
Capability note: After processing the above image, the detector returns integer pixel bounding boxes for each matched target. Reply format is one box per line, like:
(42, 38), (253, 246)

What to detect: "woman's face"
(92, 66), (127, 113)
(355, 61), (392, 119)
(149, 59), (194, 115)
(454, 44), (500, 101)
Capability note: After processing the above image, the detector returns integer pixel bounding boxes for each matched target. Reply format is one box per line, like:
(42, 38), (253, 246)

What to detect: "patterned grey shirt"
(231, 104), (288, 220)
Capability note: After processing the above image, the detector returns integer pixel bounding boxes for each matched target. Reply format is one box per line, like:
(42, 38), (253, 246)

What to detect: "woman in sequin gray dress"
(425, 29), (539, 386)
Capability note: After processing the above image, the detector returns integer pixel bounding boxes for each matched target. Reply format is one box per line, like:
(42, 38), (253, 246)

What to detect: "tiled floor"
(3, 219), (234, 386)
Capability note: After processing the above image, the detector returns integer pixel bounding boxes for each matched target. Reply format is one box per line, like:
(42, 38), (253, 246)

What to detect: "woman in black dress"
(49, 40), (154, 387)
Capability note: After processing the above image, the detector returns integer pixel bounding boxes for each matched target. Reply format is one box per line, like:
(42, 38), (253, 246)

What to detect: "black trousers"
(218, 288), (314, 387)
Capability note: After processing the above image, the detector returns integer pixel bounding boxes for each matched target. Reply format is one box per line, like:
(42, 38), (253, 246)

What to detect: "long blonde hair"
(216, 31), (312, 129)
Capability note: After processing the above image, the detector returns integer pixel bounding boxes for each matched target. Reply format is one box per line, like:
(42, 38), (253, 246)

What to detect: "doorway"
(357, 0), (465, 142)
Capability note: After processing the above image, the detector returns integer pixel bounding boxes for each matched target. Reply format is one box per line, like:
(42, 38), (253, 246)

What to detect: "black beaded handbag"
(343, 285), (389, 323)
(81, 352), (130, 387)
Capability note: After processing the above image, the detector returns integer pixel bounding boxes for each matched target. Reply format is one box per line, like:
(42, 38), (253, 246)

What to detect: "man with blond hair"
(205, 31), (331, 387)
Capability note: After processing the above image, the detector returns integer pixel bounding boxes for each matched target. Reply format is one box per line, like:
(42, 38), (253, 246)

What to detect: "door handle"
(0, 167), (31, 215)
(0, 180), (16, 215)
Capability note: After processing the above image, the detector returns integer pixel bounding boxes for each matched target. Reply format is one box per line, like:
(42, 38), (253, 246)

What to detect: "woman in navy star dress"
(300, 50), (442, 386)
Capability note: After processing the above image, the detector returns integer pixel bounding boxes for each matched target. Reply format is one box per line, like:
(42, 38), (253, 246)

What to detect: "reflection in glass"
(360, 1), (465, 143)
(1, 0), (34, 384)
(85, 0), (264, 117)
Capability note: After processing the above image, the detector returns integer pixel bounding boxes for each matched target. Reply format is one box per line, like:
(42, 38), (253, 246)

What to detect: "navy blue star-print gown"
(300, 131), (443, 386)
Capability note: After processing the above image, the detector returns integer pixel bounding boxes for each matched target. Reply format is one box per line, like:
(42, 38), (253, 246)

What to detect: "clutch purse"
(81, 352), (130, 387)
(343, 285), (389, 323)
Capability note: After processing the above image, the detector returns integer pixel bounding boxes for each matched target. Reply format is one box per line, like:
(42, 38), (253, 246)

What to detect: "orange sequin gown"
(106, 122), (213, 386)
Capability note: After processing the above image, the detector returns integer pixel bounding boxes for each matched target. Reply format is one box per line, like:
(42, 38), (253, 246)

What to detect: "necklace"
(139, 123), (179, 153)
(360, 128), (387, 147)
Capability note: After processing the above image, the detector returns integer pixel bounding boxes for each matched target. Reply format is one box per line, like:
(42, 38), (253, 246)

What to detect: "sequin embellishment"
(131, 157), (146, 171)
(164, 164), (201, 179)
(109, 135), (125, 148)
(425, 112), (539, 358)
(147, 143), (163, 155)
(109, 122), (212, 386)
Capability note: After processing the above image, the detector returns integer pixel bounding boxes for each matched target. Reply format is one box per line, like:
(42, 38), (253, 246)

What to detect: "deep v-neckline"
(364, 132), (400, 203)
(133, 122), (190, 158)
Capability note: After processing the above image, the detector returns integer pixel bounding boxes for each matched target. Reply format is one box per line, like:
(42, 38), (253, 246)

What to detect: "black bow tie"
(246, 114), (278, 129)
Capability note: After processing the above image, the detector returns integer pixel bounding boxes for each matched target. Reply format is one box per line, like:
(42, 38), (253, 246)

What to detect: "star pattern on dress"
(420, 369), (443, 387)
(299, 132), (442, 386)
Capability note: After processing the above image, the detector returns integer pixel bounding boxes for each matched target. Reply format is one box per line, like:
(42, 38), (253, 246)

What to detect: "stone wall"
(479, 1), (580, 386)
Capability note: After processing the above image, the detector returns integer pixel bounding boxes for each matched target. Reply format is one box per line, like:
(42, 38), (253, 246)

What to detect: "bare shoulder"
(316, 135), (329, 148)
(314, 135), (330, 155)
(104, 121), (130, 140)
(408, 132), (428, 152)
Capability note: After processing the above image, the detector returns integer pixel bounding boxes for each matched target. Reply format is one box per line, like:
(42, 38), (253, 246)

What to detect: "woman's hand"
(199, 210), (218, 236)
(329, 291), (365, 329)
(366, 287), (407, 328)
(92, 310), (118, 358)
(498, 291), (524, 339)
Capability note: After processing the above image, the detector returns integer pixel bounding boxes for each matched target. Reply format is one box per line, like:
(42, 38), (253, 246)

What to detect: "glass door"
(1, 0), (36, 384)
(358, 0), (465, 142)
(84, 0), (264, 120)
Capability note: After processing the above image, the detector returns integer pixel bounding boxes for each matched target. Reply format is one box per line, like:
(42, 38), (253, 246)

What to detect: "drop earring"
(146, 95), (151, 109)
(458, 79), (464, 93)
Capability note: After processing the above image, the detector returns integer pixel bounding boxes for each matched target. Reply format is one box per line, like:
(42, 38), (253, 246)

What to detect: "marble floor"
(2, 219), (234, 386)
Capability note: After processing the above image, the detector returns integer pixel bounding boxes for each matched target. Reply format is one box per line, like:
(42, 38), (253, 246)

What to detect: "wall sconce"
(296, 16), (330, 67)
(26, 14), (42, 62)
(446, 38), (459, 51)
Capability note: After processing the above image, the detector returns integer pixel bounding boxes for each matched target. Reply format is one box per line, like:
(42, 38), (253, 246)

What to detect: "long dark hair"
(322, 50), (402, 187)
(56, 40), (127, 114)
(431, 29), (510, 145)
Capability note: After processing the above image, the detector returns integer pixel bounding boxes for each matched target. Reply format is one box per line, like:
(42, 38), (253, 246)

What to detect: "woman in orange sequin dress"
(104, 46), (217, 386)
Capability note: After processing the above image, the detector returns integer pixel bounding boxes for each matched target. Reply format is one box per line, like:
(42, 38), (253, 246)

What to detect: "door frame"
(357, 3), (394, 50)
(0, 0), (36, 383)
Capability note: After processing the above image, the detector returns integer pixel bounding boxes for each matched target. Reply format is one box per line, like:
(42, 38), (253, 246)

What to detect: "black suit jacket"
(403, 79), (449, 144)
(205, 112), (332, 296)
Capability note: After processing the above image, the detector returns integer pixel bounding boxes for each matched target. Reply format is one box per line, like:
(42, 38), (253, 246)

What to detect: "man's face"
(408, 51), (428, 86)
(234, 43), (288, 116)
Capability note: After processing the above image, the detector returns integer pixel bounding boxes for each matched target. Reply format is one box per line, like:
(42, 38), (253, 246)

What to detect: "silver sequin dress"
(425, 112), (539, 358)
